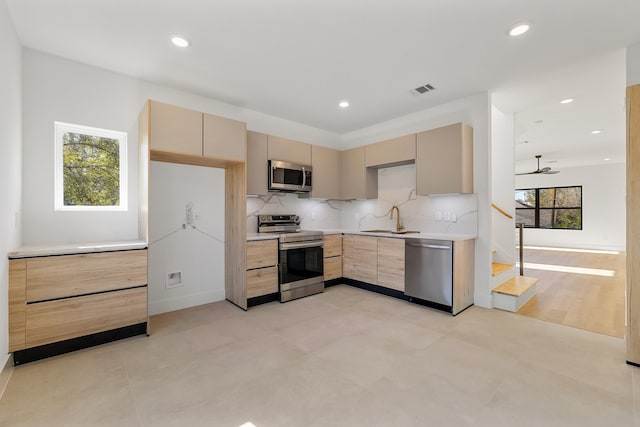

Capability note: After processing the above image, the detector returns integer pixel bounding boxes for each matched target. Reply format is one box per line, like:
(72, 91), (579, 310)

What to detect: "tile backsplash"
(247, 164), (478, 236)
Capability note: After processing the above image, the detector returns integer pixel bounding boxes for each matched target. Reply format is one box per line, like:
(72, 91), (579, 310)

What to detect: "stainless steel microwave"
(268, 160), (312, 193)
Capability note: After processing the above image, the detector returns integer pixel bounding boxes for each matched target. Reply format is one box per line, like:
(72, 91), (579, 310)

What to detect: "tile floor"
(1, 284), (638, 426)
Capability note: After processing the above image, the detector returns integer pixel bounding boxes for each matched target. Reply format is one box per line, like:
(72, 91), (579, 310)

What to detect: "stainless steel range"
(258, 215), (324, 302)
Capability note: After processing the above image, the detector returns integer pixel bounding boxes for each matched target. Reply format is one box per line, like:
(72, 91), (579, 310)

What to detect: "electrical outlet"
(451, 213), (457, 222)
(444, 211), (451, 221)
(166, 271), (183, 288)
(435, 211), (442, 221)
(311, 211), (317, 221)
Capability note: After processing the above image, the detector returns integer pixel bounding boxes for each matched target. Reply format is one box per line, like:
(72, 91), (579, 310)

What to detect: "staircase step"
(492, 276), (538, 296)
(492, 276), (538, 312)
(492, 262), (513, 276)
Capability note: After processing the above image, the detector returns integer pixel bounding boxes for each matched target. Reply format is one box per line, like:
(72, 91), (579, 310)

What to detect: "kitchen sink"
(361, 229), (420, 234)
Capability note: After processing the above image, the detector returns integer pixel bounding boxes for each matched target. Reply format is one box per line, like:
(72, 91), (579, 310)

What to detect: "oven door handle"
(280, 241), (323, 250)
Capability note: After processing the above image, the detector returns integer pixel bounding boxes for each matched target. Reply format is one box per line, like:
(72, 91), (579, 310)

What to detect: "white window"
(54, 122), (127, 211)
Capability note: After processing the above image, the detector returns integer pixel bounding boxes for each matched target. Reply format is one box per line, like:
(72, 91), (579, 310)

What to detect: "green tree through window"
(55, 122), (127, 210)
(63, 132), (120, 206)
(515, 186), (582, 230)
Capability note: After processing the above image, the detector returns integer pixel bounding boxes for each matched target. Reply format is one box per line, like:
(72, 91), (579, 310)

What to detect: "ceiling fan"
(516, 155), (560, 175)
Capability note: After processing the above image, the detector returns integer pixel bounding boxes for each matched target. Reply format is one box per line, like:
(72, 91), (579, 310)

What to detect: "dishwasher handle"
(406, 242), (451, 250)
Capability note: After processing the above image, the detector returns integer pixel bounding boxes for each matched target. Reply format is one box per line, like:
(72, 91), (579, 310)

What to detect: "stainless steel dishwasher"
(405, 238), (453, 309)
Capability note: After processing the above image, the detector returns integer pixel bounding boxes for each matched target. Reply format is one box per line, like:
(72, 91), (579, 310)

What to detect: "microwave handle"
(301, 167), (306, 190)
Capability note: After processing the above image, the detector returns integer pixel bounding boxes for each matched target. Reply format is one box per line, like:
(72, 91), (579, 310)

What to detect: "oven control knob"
(294, 215), (300, 224)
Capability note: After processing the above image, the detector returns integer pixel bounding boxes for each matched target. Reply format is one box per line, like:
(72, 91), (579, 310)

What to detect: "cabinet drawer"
(324, 256), (342, 281)
(26, 250), (148, 302)
(323, 235), (342, 258)
(246, 266), (278, 298)
(247, 240), (278, 270)
(25, 287), (148, 348)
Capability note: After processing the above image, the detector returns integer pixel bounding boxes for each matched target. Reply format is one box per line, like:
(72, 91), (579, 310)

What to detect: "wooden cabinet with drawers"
(246, 239), (279, 299)
(323, 235), (342, 281)
(8, 249), (148, 361)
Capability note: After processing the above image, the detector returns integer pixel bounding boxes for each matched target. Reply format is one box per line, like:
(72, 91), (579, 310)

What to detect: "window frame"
(54, 121), (128, 211)
(515, 185), (583, 230)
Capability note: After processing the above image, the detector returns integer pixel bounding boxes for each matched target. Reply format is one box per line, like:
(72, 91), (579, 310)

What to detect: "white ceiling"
(5, 0), (640, 168)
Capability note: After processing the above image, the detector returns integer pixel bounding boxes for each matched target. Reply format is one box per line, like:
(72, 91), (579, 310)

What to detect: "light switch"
(435, 211), (442, 221)
(444, 211), (451, 221)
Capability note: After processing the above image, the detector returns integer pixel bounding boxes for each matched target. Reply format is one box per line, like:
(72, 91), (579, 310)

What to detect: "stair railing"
(517, 223), (524, 276)
(491, 203), (524, 276)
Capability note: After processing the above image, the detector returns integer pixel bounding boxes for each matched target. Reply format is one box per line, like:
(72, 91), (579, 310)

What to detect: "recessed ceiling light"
(171, 35), (191, 48)
(604, 157), (611, 161)
(507, 22), (531, 37)
(560, 98), (574, 104)
(338, 101), (350, 108)
(591, 129), (602, 134)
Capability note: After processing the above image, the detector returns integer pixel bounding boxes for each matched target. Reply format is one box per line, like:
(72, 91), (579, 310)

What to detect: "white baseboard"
(148, 289), (226, 315)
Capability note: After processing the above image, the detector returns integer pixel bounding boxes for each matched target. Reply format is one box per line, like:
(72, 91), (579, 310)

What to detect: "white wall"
(490, 105), (515, 263)
(21, 49), (341, 246)
(515, 163), (625, 251)
(21, 49), (341, 314)
(0, 0), (22, 367)
(148, 162), (225, 315)
(628, 42), (640, 86)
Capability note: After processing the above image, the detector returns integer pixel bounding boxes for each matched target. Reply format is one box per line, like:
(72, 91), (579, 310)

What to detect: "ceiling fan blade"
(543, 170), (560, 174)
(515, 171), (535, 175)
(539, 167), (551, 173)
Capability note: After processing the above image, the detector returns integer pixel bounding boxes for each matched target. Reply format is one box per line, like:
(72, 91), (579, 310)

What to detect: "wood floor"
(516, 246), (626, 338)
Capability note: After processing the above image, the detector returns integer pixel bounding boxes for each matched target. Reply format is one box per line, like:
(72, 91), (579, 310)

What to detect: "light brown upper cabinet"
(247, 131), (269, 196)
(416, 123), (473, 195)
(310, 145), (341, 199)
(149, 100), (203, 156)
(203, 113), (247, 161)
(365, 134), (416, 168)
(267, 136), (312, 165)
(147, 100), (247, 164)
(341, 147), (377, 200)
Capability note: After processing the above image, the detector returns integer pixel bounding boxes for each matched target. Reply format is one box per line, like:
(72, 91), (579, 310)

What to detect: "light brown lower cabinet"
(353, 236), (378, 284)
(323, 235), (343, 281)
(246, 239), (279, 300)
(377, 237), (405, 291)
(246, 266), (278, 298)
(8, 249), (149, 357)
(342, 235), (355, 279)
(25, 287), (147, 348)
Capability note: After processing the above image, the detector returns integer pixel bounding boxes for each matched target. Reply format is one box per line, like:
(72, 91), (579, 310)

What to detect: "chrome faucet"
(390, 205), (404, 232)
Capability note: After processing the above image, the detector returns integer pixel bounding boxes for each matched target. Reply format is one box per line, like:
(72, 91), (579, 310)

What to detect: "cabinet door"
(9, 259), (26, 352)
(247, 131), (269, 195)
(247, 240), (278, 270)
(203, 113), (246, 161)
(342, 235), (355, 279)
(341, 147), (377, 200)
(365, 134), (416, 167)
(268, 136), (312, 165)
(324, 256), (342, 281)
(416, 123), (473, 195)
(377, 237), (405, 291)
(311, 145), (341, 199)
(246, 266), (278, 298)
(354, 236), (377, 284)
(323, 235), (342, 258)
(149, 101), (203, 156)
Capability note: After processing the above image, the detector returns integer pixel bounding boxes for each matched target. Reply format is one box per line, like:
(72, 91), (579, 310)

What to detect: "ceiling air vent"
(412, 84), (436, 95)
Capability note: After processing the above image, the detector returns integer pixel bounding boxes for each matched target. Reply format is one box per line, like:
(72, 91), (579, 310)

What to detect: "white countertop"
(247, 230), (476, 241)
(8, 240), (148, 259)
(246, 233), (280, 241)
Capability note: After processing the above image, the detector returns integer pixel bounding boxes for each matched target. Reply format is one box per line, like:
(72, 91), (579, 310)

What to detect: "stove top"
(257, 214), (323, 242)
